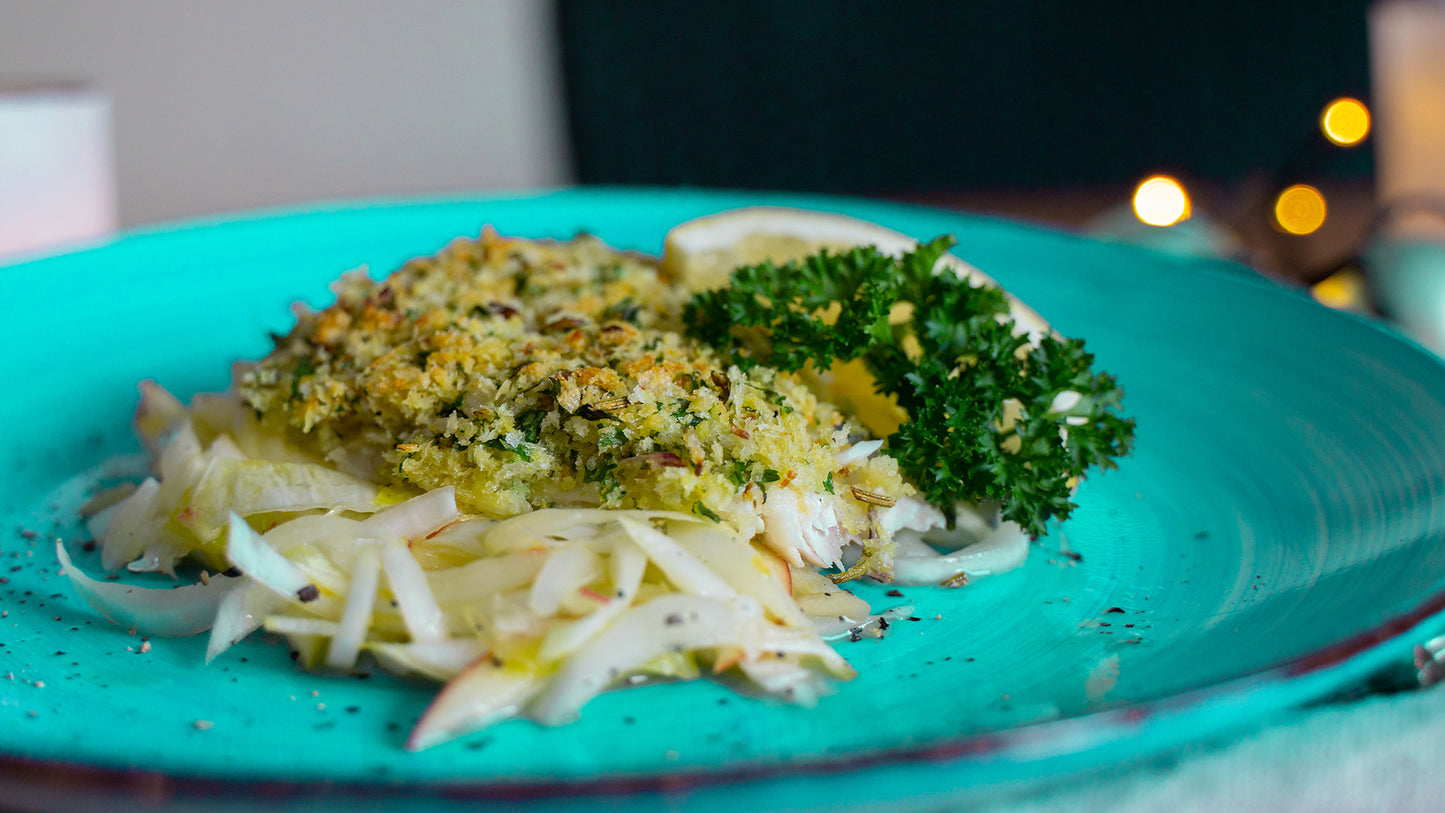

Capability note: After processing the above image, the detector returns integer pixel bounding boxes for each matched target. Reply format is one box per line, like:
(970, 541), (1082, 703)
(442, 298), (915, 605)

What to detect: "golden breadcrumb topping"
(238, 230), (908, 534)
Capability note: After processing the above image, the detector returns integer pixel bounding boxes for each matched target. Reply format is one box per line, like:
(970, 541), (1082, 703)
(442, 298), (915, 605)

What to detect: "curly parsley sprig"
(683, 236), (1134, 537)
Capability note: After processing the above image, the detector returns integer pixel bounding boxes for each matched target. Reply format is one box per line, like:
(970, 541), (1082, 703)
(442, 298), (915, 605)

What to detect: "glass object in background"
(0, 80), (116, 259)
(1366, 1), (1445, 354)
(1371, 1), (1445, 235)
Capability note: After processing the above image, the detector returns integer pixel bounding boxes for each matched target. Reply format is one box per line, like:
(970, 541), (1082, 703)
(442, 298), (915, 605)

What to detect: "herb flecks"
(683, 237), (1134, 536)
(692, 502), (723, 523)
(289, 359), (316, 402)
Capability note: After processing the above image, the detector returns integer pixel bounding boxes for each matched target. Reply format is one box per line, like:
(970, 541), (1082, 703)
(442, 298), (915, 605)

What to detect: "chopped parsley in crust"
(238, 229), (909, 540)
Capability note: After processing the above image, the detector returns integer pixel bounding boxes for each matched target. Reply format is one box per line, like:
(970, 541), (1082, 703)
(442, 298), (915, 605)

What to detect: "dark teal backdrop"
(557, 2), (1374, 193)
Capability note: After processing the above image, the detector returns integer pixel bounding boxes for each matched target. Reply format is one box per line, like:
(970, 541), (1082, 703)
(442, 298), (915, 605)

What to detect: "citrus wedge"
(661, 206), (1052, 341)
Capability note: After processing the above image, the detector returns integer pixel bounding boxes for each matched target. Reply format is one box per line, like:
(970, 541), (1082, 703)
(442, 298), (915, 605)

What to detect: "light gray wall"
(0, 0), (571, 226)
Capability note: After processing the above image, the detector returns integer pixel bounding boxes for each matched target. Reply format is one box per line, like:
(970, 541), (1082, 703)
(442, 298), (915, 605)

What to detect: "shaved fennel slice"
(475, 509), (610, 554)
(736, 655), (829, 706)
(537, 539), (647, 661)
(264, 615), (342, 637)
(426, 549), (546, 607)
(224, 403), (328, 467)
(358, 487), (459, 542)
(381, 542), (446, 642)
(527, 544), (603, 616)
(325, 543), (383, 671)
(743, 617), (855, 677)
(262, 514), (368, 556)
(610, 537), (649, 596)
(275, 542), (353, 602)
(615, 518), (738, 600)
(135, 380), (188, 457)
(407, 659), (542, 751)
(891, 520), (1030, 584)
(528, 594), (760, 725)
(249, 488), (459, 574)
(155, 421), (206, 510)
(369, 639), (489, 682)
(184, 458), (382, 541)
(787, 566), (873, 635)
(125, 538), (191, 575)
(189, 391), (247, 441)
(800, 602), (873, 639)
(85, 499), (122, 544)
(668, 521), (808, 628)
(479, 508), (700, 554)
(226, 513), (318, 602)
(417, 517), (494, 557)
(99, 477), (162, 571)
(207, 582), (285, 662)
(56, 541), (241, 636)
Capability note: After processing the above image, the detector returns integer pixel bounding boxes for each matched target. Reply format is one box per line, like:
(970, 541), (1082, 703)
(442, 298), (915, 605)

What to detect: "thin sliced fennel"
(528, 593), (762, 726)
(184, 458), (382, 541)
(527, 544), (603, 616)
(135, 379), (188, 456)
(358, 486), (459, 542)
(325, 543), (382, 670)
(56, 541), (241, 637)
(99, 477), (162, 571)
(614, 517), (739, 600)
(537, 539), (647, 661)
(263, 615), (342, 637)
(207, 582), (285, 663)
(426, 548), (546, 606)
(66, 384), (1027, 752)
(891, 520), (1031, 584)
(368, 639), (489, 682)
(407, 658), (542, 751)
(227, 513), (317, 602)
(380, 541), (447, 643)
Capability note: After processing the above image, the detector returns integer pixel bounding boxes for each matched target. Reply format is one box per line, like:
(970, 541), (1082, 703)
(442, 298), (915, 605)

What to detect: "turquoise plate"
(3, 189), (1445, 811)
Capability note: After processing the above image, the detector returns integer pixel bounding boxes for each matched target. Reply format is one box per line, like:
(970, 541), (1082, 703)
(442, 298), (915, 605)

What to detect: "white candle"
(0, 80), (117, 259)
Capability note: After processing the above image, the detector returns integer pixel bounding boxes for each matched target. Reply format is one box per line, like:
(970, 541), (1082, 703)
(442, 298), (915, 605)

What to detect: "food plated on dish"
(57, 206), (1132, 749)
(6, 190), (1445, 810)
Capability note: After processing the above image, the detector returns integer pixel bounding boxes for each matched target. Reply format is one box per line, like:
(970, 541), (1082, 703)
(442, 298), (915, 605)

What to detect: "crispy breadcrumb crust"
(237, 230), (908, 534)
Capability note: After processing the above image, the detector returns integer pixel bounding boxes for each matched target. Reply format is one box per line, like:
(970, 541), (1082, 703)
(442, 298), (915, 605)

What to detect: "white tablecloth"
(974, 682), (1445, 812)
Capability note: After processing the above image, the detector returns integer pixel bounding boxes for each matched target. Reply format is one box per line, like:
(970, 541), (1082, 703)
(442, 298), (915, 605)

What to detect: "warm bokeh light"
(1133, 175), (1191, 227)
(1310, 267), (1369, 311)
(1320, 97), (1370, 146)
(1274, 184), (1328, 235)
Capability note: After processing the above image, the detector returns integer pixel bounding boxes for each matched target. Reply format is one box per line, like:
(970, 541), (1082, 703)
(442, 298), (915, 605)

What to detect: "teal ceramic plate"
(4, 189), (1445, 811)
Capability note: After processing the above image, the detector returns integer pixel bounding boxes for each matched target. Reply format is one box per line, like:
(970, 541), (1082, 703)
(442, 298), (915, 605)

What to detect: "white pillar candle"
(0, 80), (117, 259)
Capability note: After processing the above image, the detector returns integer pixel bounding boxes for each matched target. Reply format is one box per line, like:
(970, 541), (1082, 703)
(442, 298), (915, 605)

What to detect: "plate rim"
(3, 585), (1441, 809)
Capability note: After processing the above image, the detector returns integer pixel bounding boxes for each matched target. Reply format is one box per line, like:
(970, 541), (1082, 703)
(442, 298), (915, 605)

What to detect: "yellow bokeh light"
(1133, 175), (1191, 227)
(1275, 184), (1328, 235)
(1310, 267), (1368, 311)
(1320, 98), (1370, 146)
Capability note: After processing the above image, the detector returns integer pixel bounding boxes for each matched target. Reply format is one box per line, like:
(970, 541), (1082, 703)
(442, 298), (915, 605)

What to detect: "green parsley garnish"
(692, 502), (723, 523)
(583, 459), (622, 502)
(482, 437), (533, 462)
(683, 236), (1134, 537)
(289, 358), (315, 402)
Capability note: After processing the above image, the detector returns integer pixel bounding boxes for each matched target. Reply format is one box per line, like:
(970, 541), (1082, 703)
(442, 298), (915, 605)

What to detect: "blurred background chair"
(557, 0), (1377, 284)
(557, 1), (1372, 197)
